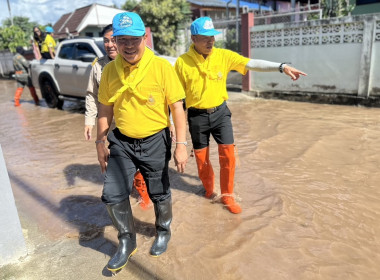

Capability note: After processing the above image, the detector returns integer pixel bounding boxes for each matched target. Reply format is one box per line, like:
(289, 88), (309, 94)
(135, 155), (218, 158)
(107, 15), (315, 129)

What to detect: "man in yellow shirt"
(96, 12), (188, 272)
(41, 26), (56, 59)
(84, 24), (151, 210)
(175, 17), (306, 214)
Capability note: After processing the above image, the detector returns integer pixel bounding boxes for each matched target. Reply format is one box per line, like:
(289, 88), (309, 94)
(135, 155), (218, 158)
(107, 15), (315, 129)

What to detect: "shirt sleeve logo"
(119, 15), (133, 28)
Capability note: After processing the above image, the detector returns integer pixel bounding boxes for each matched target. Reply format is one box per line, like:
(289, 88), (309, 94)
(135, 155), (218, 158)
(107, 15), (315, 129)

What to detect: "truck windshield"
(95, 41), (106, 56)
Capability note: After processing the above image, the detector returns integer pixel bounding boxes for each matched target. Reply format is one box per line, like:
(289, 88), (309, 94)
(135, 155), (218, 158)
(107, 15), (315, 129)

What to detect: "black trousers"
(187, 101), (234, 149)
(102, 127), (172, 204)
(41, 52), (52, 59)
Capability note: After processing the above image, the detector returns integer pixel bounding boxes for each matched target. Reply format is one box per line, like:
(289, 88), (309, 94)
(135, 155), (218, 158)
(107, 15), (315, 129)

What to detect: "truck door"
(54, 43), (79, 95)
(69, 43), (97, 98)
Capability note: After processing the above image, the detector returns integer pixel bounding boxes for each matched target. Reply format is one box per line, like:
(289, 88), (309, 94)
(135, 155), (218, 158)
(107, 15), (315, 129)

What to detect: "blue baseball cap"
(45, 26), (54, 33)
(191, 17), (221, 36)
(112, 12), (145, 37)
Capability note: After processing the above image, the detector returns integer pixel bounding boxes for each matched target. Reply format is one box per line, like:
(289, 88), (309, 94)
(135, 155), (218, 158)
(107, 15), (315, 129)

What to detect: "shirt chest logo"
(147, 94), (155, 106)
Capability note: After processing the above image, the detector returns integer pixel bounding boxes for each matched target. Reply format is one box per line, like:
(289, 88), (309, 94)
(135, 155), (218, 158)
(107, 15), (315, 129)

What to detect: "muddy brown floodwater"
(1, 78), (380, 280)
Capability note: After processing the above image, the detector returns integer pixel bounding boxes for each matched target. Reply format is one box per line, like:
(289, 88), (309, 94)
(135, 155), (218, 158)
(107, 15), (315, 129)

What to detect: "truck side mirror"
(79, 54), (97, 63)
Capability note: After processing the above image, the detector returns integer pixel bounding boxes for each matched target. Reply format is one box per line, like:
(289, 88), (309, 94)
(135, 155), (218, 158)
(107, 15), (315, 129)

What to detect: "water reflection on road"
(1, 78), (380, 279)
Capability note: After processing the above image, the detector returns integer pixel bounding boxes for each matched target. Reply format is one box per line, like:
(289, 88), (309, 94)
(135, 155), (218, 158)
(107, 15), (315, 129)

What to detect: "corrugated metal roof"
(188, 0), (271, 11)
(53, 4), (93, 39)
(220, 0), (272, 11)
(187, 0), (232, 8)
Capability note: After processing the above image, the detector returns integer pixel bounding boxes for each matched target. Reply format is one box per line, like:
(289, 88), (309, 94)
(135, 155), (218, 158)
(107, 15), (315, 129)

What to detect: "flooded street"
(1, 78), (380, 280)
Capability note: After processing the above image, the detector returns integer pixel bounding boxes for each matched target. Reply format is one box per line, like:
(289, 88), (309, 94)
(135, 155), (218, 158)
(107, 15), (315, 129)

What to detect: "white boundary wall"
(0, 145), (27, 265)
(250, 14), (380, 98)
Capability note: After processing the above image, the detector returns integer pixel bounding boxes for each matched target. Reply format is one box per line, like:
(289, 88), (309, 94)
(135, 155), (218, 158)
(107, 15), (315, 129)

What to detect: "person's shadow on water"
(60, 164), (203, 277)
(168, 166), (207, 198)
(58, 194), (156, 277)
(63, 163), (104, 187)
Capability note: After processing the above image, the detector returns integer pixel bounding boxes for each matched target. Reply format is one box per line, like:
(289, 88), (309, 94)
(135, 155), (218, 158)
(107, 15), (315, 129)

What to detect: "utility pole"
(226, 0), (232, 19)
(7, 0), (14, 26)
(291, 0), (296, 22)
(235, 0), (240, 48)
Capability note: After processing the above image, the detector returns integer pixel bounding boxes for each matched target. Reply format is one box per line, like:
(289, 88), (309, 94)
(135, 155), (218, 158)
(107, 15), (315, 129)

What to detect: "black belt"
(188, 102), (225, 114)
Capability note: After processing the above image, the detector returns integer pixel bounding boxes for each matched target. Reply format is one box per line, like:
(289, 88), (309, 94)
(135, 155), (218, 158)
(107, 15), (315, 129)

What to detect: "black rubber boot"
(106, 199), (137, 271)
(150, 197), (172, 257)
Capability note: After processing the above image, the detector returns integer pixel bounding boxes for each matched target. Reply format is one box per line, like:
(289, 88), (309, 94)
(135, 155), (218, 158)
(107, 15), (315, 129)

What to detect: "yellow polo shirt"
(98, 53), (185, 139)
(41, 34), (56, 53)
(175, 45), (250, 109)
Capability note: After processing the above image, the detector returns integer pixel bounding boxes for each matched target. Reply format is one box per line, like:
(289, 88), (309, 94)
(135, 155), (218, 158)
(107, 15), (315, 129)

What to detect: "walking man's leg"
(212, 104), (242, 214)
(138, 129), (173, 257)
(102, 132), (137, 271)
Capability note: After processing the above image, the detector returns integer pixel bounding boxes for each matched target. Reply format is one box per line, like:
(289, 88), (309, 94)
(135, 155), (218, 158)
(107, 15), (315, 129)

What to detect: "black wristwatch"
(279, 63), (286, 73)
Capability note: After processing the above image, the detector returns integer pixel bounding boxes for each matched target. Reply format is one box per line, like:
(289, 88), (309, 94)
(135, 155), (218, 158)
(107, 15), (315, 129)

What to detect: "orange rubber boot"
(14, 87), (23, 107)
(29, 87), (40, 105)
(133, 171), (152, 210)
(218, 144), (242, 214)
(194, 147), (215, 198)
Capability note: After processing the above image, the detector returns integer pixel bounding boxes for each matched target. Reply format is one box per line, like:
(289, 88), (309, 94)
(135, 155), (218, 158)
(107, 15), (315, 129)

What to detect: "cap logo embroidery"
(203, 20), (214, 30)
(119, 15), (133, 28)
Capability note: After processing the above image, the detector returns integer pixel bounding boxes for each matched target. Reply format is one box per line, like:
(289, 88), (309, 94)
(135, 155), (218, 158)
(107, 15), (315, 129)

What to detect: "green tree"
(122, 0), (139, 11)
(321, 0), (355, 18)
(3, 16), (40, 38)
(1, 16), (43, 51)
(138, 0), (191, 56)
(0, 25), (27, 52)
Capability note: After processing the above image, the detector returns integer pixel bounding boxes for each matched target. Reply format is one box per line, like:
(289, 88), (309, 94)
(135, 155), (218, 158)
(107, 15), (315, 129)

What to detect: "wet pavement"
(1, 78), (380, 280)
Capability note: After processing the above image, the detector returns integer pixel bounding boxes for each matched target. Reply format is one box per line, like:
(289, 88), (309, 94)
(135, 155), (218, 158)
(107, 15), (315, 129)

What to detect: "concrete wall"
(0, 145), (27, 265)
(0, 51), (14, 78)
(249, 14), (380, 101)
(370, 31), (380, 95)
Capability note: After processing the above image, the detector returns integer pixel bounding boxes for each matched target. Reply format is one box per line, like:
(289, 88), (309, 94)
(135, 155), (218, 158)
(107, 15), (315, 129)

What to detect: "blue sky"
(1, 0), (128, 26)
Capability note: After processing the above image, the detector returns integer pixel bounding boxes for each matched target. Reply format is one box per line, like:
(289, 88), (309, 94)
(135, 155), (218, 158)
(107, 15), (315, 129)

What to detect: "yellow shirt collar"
(189, 43), (214, 62)
(120, 54), (140, 70)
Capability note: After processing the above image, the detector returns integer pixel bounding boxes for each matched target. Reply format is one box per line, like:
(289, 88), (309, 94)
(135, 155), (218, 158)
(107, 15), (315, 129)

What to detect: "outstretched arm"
(245, 59), (307, 81)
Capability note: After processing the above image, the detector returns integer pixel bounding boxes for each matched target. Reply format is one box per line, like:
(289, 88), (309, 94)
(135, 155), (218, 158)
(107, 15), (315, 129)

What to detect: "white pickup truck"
(30, 37), (178, 109)
(30, 37), (106, 108)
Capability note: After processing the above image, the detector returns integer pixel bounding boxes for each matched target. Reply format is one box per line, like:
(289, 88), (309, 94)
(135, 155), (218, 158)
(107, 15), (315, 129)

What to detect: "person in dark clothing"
(33, 26), (45, 60)
(13, 47), (39, 106)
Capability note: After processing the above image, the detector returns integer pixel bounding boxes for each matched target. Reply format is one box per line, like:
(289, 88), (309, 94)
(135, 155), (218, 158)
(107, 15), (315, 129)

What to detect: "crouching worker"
(96, 12), (188, 272)
(13, 46), (39, 106)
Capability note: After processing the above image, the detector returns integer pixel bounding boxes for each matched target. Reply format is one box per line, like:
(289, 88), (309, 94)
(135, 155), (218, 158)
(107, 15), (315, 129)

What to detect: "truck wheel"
(40, 78), (63, 109)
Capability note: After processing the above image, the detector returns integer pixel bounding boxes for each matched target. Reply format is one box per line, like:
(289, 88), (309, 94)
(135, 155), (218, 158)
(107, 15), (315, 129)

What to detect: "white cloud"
(1, 0), (127, 26)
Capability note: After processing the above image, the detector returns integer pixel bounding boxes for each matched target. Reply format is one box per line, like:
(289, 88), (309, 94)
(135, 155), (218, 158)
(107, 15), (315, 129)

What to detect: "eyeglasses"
(116, 37), (143, 45)
(194, 35), (215, 42)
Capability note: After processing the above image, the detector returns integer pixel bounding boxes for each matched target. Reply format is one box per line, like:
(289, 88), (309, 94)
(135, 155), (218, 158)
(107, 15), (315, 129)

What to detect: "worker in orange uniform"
(12, 46), (39, 107)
